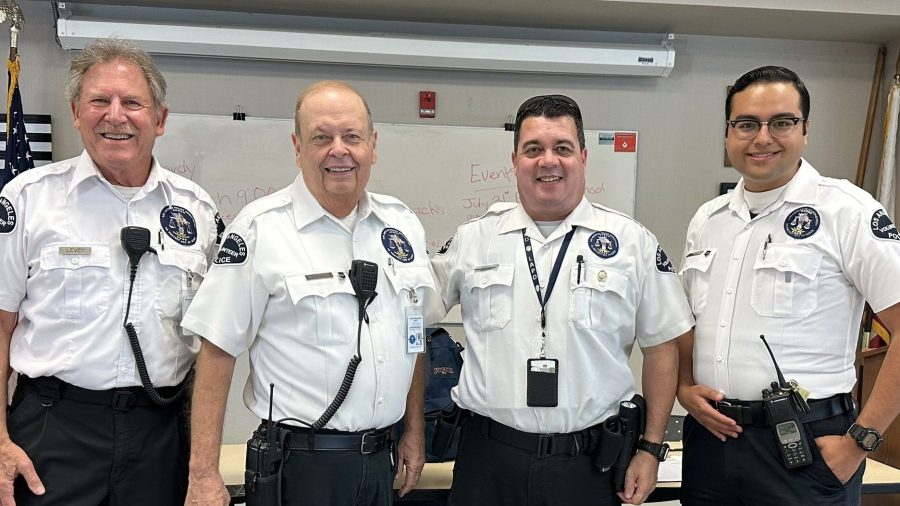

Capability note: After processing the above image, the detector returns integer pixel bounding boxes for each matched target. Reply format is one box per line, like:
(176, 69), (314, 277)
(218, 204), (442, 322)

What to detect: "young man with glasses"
(677, 65), (900, 505)
(432, 94), (693, 505)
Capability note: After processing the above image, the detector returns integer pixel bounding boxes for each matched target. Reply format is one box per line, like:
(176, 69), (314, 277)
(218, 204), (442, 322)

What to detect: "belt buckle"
(112, 390), (136, 411)
(536, 434), (553, 458)
(360, 430), (378, 454)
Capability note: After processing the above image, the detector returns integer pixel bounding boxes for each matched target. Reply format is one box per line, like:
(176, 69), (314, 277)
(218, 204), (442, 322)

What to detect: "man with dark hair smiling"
(432, 94), (693, 505)
(678, 65), (900, 505)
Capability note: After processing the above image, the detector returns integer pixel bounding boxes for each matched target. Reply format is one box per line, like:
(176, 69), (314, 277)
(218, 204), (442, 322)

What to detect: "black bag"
(395, 327), (464, 463)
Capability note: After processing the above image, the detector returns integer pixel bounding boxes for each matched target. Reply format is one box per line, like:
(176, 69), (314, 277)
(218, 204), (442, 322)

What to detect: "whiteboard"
(156, 114), (638, 255)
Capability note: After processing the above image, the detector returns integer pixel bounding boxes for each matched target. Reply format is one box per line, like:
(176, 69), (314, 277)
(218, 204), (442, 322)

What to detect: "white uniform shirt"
(431, 198), (694, 433)
(182, 175), (441, 431)
(682, 160), (900, 400)
(0, 151), (220, 390)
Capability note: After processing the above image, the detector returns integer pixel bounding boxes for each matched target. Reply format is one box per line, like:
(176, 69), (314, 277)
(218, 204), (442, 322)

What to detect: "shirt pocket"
(679, 248), (717, 315)
(155, 249), (208, 320)
(384, 263), (436, 329)
(463, 263), (514, 332)
(751, 244), (822, 318)
(39, 244), (111, 320)
(284, 272), (357, 346)
(568, 263), (630, 333)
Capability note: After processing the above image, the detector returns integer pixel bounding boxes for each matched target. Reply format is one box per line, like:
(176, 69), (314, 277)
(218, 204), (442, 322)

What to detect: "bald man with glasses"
(677, 65), (900, 505)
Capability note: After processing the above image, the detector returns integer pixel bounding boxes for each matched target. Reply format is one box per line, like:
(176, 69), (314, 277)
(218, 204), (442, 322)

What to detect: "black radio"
(245, 383), (284, 506)
(759, 335), (812, 469)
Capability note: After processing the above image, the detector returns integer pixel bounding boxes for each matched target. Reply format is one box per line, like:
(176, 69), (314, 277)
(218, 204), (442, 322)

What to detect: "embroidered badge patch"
(0, 197), (16, 234)
(382, 227), (415, 263)
(215, 212), (225, 245)
(588, 231), (619, 258)
(871, 210), (900, 241)
(656, 246), (676, 274)
(160, 205), (198, 246)
(214, 233), (247, 265)
(784, 207), (820, 239)
(436, 236), (453, 255)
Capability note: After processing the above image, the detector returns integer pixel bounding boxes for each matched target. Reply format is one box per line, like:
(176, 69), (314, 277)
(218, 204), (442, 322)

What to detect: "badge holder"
(406, 290), (424, 354)
(526, 358), (559, 407)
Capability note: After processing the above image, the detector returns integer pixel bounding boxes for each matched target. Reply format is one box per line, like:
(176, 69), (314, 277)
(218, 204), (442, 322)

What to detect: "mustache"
(95, 124), (137, 136)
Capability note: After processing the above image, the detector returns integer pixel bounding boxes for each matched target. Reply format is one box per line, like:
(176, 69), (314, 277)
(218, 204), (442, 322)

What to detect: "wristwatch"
(847, 423), (883, 452)
(637, 439), (670, 462)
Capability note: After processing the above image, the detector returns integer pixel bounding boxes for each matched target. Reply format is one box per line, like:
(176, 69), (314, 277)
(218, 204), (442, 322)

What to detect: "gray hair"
(66, 38), (167, 111)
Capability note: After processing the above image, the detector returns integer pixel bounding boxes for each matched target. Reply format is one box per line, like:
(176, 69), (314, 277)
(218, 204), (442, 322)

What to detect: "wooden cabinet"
(858, 346), (900, 506)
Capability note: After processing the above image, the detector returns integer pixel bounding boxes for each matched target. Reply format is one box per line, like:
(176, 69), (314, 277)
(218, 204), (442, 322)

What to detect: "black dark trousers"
(448, 418), (620, 506)
(280, 446), (393, 506)
(8, 380), (186, 506)
(681, 411), (864, 506)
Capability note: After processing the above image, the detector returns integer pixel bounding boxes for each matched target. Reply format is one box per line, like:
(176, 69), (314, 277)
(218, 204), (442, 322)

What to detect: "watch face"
(862, 433), (879, 449)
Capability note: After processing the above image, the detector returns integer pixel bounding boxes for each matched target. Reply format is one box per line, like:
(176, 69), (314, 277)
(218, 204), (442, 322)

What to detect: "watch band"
(847, 423), (883, 452)
(637, 439), (670, 462)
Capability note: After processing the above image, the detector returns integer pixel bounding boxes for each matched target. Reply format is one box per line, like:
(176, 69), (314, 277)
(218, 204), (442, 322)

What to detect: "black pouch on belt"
(593, 417), (625, 472)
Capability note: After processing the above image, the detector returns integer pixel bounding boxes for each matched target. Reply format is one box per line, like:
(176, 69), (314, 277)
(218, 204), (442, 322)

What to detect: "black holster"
(431, 405), (464, 462)
(593, 394), (646, 491)
(244, 425), (287, 506)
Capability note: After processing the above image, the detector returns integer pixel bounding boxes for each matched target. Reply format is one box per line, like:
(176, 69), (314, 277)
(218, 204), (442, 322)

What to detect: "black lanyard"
(522, 226), (576, 346)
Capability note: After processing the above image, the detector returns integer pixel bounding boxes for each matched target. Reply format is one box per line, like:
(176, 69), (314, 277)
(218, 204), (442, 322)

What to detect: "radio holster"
(591, 394), (646, 491)
(245, 423), (288, 506)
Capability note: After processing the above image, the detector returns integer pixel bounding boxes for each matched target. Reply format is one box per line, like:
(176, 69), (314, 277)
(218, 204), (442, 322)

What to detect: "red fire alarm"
(419, 91), (436, 118)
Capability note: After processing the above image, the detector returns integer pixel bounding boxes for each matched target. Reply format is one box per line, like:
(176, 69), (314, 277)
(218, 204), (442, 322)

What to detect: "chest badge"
(382, 227), (415, 263)
(160, 205), (198, 246)
(588, 231), (619, 258)
(784, 207), (820, 239)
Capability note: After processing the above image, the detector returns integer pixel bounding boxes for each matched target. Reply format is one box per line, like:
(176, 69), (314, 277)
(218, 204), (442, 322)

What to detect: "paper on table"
(658, 453), (683, 482)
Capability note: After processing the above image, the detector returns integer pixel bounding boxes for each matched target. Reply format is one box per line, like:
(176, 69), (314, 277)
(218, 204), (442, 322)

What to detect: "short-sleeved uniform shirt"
(682, 160), (900, 400)
(182, 175), (441, 431)
(431, 198), (694, 433)
(0, 151), (221, 390)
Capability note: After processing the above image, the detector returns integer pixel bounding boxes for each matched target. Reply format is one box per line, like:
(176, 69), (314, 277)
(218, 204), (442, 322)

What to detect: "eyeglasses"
(727, 117), (806, 140)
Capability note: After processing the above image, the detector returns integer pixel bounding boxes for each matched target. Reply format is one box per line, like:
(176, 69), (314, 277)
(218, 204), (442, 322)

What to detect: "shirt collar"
(724, 158), (818, 216)
(67, 150), (164, 197)
(497, 197), (594, 239)
(289, 175), (380, 231)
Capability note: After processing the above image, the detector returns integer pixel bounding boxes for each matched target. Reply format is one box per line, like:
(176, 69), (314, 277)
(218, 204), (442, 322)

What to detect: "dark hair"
(726, 65), (810, 120)
(513, 94), (585, 150)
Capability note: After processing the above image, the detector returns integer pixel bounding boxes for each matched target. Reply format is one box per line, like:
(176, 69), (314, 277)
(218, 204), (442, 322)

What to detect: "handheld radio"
(759, 335), (812, 469)
(245, 383), (284, 505)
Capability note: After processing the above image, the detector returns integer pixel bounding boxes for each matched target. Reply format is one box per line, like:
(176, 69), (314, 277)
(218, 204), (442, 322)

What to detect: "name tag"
(58, 246), (91, 255)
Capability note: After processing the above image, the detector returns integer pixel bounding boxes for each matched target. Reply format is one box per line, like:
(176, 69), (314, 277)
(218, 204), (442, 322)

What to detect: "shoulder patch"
(588, 231), (619, 258)
(437, 236), (453, 255)
(0, 196), (16, 234)
(215, 233), (248, 265)
(784, 207), (820, 239)
(656, 246), (676, 274)
(215, 212), (225, 245)
(382, 227), (415, 263)
(871, 210), (900, 241)
(160, 205), (198, 246)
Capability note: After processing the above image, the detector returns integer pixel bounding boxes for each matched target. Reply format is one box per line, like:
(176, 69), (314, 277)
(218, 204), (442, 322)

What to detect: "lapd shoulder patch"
(656, 246), (676, 274)
(160, 205), (198, 246)
(784, 207), (820, 239)
(215, 233), (247, 265)
(871, 210), (900, 241)
(0, 197), (16, 234)
(215, 212), (225, 245)
(588, 231), (619, 258)
(436, 236), (453, 255)
(382, 227), (415, 263)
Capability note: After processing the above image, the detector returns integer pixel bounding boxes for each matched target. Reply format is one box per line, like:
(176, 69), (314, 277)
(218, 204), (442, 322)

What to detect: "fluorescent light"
(57, 18), (675, 77)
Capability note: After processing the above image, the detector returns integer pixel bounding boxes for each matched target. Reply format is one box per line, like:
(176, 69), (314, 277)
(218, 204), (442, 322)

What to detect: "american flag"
(0, 56), (35, 191)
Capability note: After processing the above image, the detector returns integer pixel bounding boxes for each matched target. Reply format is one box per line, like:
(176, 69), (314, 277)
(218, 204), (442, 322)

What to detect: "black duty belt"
(713, 393), (854, 427)
(18, 375), (179, 411)
(471, 413), (597, 459)
(282, 425), (393, 454)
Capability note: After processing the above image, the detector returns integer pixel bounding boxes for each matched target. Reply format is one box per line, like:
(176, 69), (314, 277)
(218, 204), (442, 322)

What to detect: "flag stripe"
(0, 141), (51, 153)
(0, 132), (51, 143)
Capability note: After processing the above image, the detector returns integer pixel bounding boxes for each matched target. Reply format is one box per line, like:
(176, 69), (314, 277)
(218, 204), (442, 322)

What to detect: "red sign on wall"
(614, 132), (637, 152)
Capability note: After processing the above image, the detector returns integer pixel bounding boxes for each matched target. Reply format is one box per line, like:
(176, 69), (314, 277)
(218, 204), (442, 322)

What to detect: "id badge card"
(181, 289), (198, 337)
(526, 358), (559, 407)
(406, 306), (424, 354)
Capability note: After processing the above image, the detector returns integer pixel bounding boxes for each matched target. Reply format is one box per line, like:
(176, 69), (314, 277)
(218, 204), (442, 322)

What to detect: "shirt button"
(378, 356), (385, 363)
(539, 282), (546, 289)
(378, 397), (384, 404)
(481, 278), (487, 286)
(779, 260), (787, 267)
(720, 321), (727, 327)
(733, 254), (740, 260)
(726, 288), (734, 294)
(70, 257), (79, 265)
(716, 355), (723, 362)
